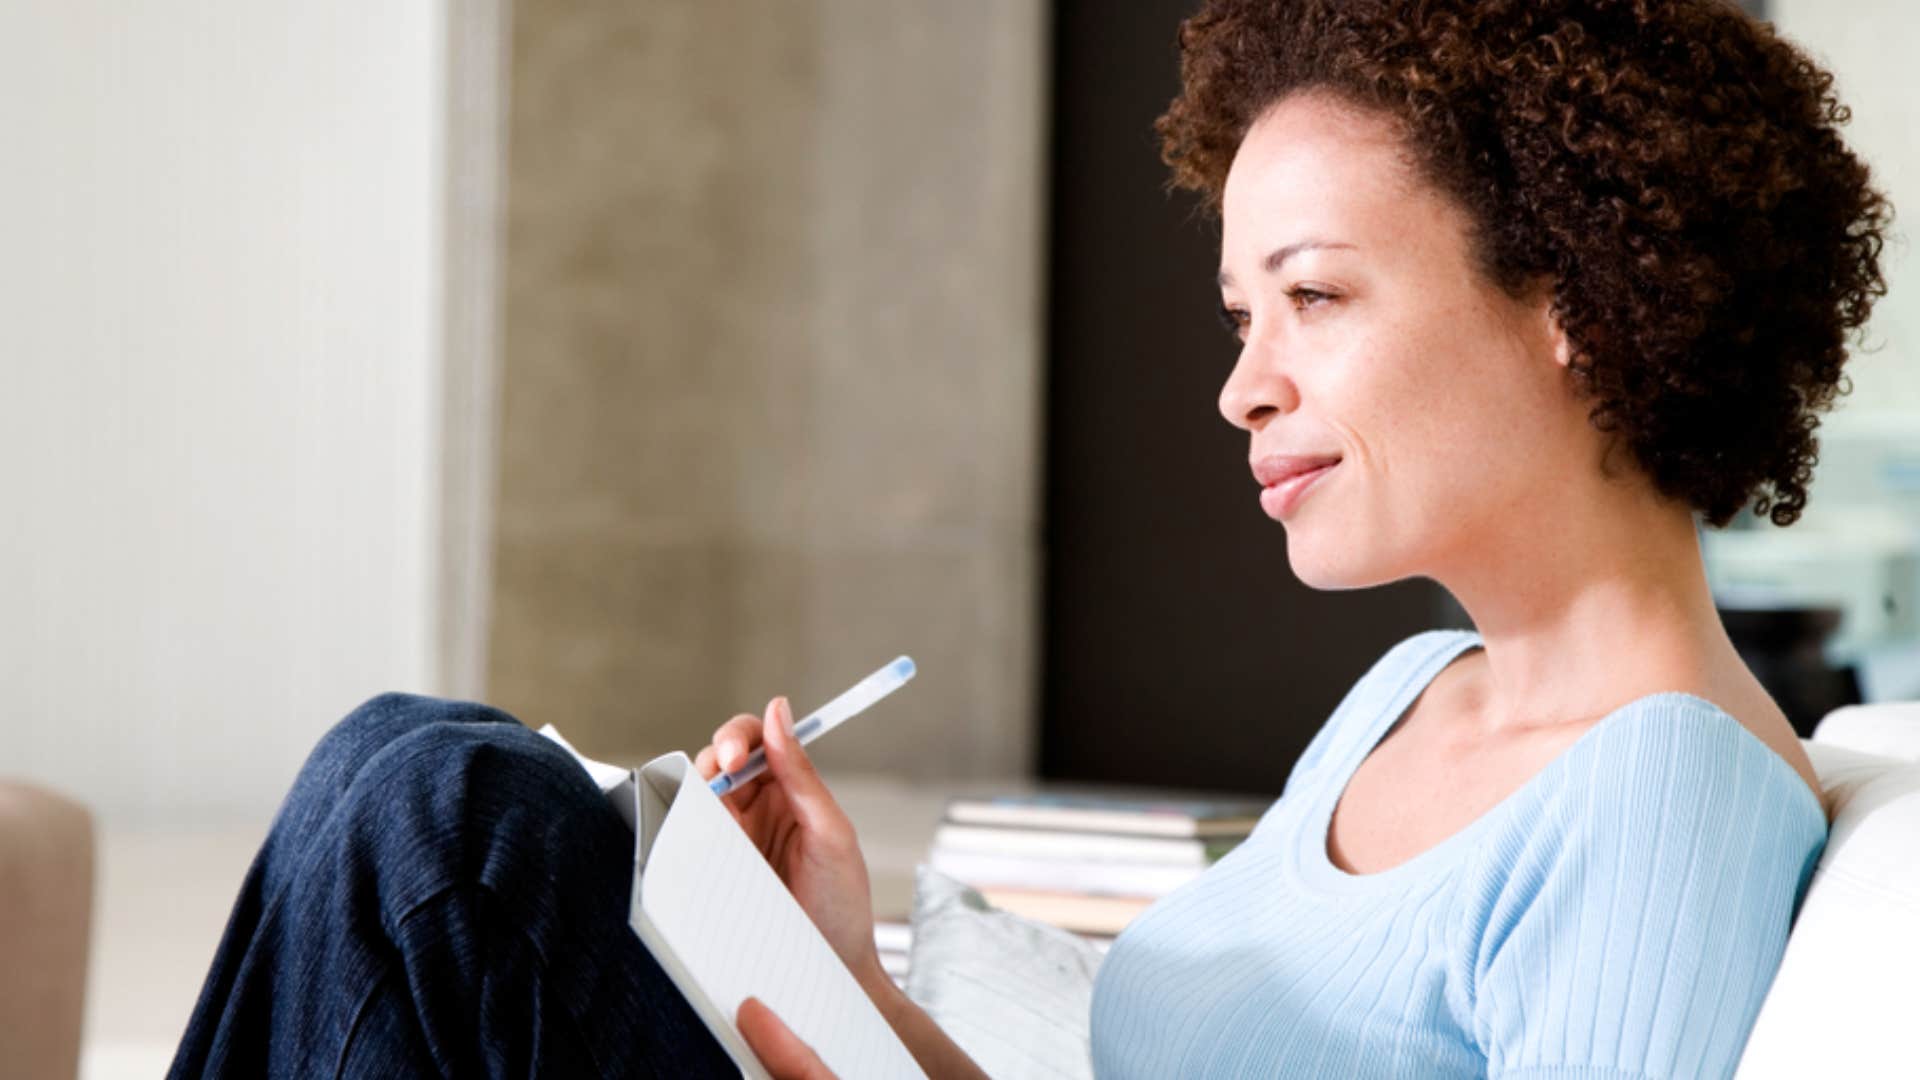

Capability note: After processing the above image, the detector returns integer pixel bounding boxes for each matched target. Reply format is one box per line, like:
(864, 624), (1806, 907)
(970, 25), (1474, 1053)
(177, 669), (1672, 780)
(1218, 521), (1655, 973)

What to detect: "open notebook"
(538, 726), (925, 1079)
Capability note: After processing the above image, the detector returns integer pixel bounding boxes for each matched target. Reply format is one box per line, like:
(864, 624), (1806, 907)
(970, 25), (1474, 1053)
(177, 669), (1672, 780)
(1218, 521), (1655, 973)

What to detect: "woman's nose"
(1217, 342), (1299, 432)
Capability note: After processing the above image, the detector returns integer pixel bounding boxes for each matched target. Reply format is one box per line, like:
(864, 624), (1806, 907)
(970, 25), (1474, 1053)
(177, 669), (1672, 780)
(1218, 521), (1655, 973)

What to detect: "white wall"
(0, 2), (449, 821)
(1774, 0), (1920, 422)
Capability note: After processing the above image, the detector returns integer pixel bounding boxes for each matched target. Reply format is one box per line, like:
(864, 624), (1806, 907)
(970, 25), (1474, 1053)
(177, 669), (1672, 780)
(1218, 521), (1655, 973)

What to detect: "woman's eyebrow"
(1217, 239), (1358, 287)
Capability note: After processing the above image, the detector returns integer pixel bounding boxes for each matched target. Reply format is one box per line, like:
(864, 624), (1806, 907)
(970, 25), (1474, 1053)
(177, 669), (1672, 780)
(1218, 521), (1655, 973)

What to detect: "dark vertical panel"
(1039, 1), (1443, 794)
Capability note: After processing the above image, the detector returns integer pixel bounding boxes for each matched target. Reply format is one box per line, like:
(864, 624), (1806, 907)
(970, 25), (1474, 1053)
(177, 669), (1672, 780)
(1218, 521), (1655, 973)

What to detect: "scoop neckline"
(1294, 631), (1827, 895)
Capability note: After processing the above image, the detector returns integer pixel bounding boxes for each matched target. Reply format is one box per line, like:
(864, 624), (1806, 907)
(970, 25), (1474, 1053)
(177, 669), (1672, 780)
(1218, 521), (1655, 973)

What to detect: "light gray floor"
(80, 770), (1033, 1078)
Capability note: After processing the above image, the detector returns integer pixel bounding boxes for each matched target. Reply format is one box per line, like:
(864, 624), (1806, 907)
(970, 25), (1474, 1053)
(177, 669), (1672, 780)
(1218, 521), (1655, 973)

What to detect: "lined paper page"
(641, 758), (925, 1078)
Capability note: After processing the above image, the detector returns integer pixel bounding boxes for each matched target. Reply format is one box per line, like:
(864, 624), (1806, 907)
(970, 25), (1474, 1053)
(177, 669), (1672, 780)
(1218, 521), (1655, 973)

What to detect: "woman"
(171, 0), (1887, 1077)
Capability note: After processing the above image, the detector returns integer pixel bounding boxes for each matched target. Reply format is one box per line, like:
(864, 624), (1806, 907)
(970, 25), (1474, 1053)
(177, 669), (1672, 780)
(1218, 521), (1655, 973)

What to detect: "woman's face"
(1217, 92), (1587, 590)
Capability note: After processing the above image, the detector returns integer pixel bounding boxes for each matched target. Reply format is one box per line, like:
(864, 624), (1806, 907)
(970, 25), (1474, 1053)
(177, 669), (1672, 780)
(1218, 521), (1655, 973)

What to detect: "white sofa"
(1737, 702), (1920, 1078)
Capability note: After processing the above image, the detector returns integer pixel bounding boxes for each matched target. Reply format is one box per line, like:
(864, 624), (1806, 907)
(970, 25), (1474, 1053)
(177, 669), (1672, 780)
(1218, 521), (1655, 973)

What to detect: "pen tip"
(893, 656), (916, 680)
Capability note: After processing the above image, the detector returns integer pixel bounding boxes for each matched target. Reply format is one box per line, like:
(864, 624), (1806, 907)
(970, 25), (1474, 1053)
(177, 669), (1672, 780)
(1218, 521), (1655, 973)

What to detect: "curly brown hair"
(1158, 0), (1890, 526)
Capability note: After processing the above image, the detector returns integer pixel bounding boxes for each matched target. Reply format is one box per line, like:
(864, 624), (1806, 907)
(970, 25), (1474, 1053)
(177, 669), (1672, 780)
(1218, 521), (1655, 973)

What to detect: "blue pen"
(708, 655), (917, 796)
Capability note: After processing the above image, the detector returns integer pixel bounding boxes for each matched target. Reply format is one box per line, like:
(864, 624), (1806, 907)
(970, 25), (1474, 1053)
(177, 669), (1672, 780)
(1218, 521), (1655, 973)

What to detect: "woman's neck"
(1432, 484), (1742, 735)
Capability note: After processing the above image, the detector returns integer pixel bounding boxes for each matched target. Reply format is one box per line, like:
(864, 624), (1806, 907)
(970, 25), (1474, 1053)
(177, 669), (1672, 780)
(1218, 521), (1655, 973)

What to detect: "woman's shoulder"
(1473, 694), (1828, 893)
(1559, 693), (1825, 825)
(1454, 698), (1832, 1073)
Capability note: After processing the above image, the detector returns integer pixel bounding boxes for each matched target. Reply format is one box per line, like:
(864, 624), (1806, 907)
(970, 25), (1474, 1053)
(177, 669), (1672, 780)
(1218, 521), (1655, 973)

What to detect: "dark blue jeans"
(168, 693), (737, 1078)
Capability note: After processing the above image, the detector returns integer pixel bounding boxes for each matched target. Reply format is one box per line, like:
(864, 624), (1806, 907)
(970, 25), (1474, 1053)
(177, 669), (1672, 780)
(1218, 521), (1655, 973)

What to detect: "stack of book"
(927, 791), (1269, 938)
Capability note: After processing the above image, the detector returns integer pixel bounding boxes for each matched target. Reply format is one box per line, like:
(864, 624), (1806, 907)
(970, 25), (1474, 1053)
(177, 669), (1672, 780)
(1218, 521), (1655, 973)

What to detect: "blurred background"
(1, 0), (1913, 1074)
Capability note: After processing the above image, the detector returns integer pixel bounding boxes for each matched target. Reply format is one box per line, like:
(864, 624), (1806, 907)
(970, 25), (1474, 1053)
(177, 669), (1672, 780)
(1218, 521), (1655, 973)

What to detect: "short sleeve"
(1461, 705), (1826, 1080)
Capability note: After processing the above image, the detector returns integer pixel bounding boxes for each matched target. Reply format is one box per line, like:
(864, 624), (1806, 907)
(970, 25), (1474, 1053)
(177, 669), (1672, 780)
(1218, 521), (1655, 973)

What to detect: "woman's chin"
(1284, 535), (1392, 591)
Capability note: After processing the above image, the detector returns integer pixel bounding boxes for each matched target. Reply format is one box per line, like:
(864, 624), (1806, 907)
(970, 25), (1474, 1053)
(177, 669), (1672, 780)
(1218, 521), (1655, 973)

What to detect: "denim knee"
(262, 693), (528, 879)
(319, 716), (620, 925)
(320, 692), (521, 773)
(171, 706), (659, 1079)
(291, 692), (518, 809)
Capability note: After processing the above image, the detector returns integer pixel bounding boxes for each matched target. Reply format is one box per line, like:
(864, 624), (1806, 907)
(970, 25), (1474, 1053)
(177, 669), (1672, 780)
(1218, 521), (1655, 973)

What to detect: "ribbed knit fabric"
(1088, 630), (1827, 1079)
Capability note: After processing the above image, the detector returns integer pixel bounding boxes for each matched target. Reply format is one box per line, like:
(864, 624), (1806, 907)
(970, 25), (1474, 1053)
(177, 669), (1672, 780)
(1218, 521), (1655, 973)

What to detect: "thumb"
(738, 996), (837, 1079)
(762, 696), (839, 832)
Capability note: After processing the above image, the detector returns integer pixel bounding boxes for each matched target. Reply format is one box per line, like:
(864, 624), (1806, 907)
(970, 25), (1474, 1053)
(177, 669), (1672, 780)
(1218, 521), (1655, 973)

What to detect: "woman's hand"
(697, 701), (988, 1080)
(738, 997), (839, 1080)
(694, 696), (886, 990)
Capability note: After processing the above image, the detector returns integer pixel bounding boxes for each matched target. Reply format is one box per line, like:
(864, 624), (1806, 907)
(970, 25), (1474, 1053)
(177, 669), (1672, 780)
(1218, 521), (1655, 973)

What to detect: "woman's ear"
(1546, 303), (1573, 369)
(1526, 279), (1573, 369)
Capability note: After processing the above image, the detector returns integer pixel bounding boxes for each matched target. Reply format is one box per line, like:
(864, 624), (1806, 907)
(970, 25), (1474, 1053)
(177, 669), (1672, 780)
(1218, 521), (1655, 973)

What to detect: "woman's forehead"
(1220, 97), (1455, 280)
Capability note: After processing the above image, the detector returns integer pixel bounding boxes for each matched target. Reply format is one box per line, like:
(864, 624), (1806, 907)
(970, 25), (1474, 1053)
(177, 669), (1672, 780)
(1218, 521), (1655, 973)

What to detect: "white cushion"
(905, 865), (1102, 1080)
(1736, 716), (1920, 1078)
(1811, 702), (1920, 762)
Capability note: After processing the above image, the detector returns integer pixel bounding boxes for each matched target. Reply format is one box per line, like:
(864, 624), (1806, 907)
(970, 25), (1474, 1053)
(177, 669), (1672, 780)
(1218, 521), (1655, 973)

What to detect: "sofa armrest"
(0, 780), (95, 1080)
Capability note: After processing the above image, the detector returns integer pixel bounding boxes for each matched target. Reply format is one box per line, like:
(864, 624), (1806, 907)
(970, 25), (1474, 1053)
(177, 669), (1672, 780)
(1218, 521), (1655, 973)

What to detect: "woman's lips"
(1258, 460), (1340, 518)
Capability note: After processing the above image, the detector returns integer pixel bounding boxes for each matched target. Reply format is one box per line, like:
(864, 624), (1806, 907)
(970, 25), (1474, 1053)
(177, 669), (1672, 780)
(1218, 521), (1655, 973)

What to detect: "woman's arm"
(854, 957), (991, 1080)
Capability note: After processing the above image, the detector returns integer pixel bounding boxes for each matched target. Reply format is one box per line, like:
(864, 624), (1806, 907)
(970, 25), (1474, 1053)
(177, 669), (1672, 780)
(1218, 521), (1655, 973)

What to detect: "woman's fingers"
(761, 696), (849, 836)
(696, 714), (765, 781)
(738, 997), (838, 1080)
(713, 714), (764, 772)
(698, 698), (852, 832)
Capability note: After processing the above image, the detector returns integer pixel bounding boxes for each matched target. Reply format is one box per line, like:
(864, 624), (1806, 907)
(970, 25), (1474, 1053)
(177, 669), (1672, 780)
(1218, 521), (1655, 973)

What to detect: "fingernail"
(776, 697), (794, 735)
(720, 738), (741, 768)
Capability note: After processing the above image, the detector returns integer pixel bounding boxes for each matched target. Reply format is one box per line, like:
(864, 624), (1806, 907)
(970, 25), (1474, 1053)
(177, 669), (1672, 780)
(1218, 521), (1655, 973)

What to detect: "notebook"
(539, 726), (926, 1079)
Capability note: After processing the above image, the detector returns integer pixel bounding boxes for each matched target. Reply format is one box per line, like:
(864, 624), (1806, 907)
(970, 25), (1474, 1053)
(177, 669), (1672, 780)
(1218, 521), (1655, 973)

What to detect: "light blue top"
(1088, 630), (1827, 1079)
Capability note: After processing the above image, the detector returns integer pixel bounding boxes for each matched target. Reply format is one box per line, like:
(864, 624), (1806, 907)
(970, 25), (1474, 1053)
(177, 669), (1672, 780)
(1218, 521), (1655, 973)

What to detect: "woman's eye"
(1287, 286), (1334, 311)
(1217, 305), (1250, 339)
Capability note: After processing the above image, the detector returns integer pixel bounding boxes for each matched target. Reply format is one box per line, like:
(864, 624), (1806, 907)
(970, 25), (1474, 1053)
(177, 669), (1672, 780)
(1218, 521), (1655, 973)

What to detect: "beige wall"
(490, 1), (1048, 778)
